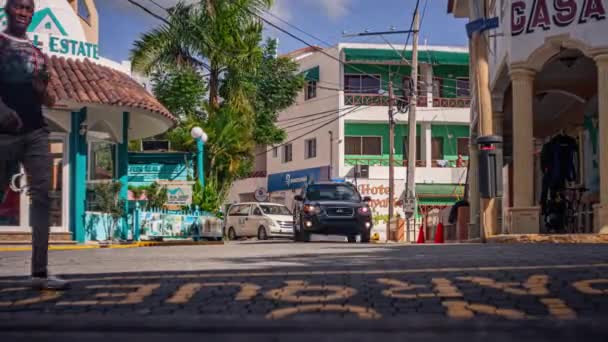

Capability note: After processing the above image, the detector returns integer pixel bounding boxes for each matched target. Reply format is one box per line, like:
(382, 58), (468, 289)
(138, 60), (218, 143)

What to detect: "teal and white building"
(229, 43), (472, 236)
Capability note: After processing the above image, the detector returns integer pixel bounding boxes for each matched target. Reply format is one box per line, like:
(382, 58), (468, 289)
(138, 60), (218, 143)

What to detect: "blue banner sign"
(267, 166), (330, 192)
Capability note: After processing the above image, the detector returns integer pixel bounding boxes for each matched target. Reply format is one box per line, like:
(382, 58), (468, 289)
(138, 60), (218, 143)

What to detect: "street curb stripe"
(0, 240), (224, 252)
(2, 263), (606, 284)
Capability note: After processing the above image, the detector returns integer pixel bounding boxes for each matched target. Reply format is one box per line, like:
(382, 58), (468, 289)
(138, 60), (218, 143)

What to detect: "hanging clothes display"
(540, 132), (579, 207)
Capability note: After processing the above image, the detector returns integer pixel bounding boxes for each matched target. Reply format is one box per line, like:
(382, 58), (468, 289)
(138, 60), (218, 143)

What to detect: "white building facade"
(229, 43), (472, 227)
(449, 0), (608, 235)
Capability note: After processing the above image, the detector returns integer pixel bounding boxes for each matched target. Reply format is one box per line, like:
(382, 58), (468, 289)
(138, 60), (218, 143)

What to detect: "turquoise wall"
(344, 122), (469, 162)
(128, 153), (194, 187)
(344, 63), (469, 98)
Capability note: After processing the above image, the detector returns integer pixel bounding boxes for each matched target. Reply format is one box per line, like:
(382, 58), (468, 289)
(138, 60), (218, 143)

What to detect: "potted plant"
(93, 182), (126, 246)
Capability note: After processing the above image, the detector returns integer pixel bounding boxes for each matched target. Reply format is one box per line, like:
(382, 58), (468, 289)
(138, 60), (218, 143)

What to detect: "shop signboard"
(0, 1), (99, 60)
(158, 181), (195, 207)
(511, 0), (606, 37)
(267, 166), (330, 192)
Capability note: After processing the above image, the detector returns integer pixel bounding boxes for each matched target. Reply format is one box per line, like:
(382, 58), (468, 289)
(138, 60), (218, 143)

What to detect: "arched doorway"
(503, 46), (599, 234)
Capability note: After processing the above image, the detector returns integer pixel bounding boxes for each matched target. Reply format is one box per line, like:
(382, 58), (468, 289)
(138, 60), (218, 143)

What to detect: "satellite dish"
(254, 187), (268, 202)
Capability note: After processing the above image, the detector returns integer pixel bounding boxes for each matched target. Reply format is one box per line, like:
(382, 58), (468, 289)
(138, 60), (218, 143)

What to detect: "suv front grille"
(325, 207), (354, 217)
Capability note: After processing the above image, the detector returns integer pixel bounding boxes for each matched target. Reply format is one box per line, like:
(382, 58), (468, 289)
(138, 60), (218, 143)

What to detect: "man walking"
(0, 0), (68, 290)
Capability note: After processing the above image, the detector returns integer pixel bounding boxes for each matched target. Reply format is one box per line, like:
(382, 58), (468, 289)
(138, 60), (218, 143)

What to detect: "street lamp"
(191, 126), (208, 187)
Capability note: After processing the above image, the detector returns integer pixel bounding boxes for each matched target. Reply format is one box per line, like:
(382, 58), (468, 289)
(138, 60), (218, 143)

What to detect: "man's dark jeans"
(0, 128), (51, 277)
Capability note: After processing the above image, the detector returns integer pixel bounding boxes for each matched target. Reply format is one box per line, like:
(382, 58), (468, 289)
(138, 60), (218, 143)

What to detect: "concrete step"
(0, 232), (73, 242)
(0, 240), (77, 247)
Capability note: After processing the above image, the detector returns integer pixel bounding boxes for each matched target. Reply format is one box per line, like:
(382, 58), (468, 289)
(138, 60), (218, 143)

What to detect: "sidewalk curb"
(0, 240), (224, 252)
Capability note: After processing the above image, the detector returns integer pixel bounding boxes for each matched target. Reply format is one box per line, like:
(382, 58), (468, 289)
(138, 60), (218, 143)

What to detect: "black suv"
(293, 182), (373, 243)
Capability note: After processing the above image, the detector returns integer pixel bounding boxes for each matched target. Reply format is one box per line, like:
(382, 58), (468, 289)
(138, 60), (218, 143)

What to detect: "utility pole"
(468, 0), (497, 242)
(405, 7), (420, 242)
(342, 18), (419, 243)
(388, 81), (396, 241)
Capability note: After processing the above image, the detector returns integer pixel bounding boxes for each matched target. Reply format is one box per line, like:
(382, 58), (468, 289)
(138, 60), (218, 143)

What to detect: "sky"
(97, 0), (470, 63)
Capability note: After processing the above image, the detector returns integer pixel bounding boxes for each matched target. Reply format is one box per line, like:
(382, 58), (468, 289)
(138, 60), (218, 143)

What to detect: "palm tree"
(130, 0), (273, 110)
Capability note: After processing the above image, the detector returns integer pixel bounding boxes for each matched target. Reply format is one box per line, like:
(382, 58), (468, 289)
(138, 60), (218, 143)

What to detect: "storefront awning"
(418, 198), (457, 206)
(47, 56), (177, 124)
(343, 48), (469, 66)
(301, 66), (320, 81)
(416, 184), (464, 197)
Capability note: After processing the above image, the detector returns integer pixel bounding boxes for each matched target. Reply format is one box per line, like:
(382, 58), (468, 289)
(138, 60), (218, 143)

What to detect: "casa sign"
(0, 1), (99, 60)
(511, 0), (607, 36)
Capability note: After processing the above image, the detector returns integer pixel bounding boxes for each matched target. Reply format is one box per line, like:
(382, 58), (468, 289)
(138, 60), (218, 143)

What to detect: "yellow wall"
(67, 0), (98, 44)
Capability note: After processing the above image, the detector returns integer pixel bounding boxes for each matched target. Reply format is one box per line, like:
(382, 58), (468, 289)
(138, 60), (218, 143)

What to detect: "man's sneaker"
(30, 276), (70, 290)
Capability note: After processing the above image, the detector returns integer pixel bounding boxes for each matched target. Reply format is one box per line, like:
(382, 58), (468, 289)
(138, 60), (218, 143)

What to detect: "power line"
(257, 106), (364, 157)
(127, 0), (169, 24)
(277, 107), (342, 123)
(282, 106), (362, 132)
(261, 8), (334, 48)
(146, 0), (169, 12)
(285, 113), (342, 133)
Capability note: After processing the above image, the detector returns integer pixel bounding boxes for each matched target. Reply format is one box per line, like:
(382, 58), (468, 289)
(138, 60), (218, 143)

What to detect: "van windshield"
(260, 205), (291, 215)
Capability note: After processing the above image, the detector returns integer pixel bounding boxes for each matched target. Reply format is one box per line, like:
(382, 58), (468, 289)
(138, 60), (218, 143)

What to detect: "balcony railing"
(346, 157), (468, 168)
(344, 93), (471, 108)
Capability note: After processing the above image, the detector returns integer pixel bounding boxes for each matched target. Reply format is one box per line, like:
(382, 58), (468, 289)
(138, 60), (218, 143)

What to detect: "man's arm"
(0, 97), (23, 130)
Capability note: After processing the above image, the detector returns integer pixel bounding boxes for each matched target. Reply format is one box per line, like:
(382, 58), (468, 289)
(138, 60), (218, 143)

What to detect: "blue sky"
(97, 0), (470, 63)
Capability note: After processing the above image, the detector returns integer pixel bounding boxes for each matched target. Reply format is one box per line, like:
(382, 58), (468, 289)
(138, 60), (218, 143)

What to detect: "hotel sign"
(511, 0), (606, 36)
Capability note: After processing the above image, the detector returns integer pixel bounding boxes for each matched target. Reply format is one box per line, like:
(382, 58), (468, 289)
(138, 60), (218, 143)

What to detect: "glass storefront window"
(49, 139), (64, 227)
(0, 160), (21, 226)
(89, 141), (116, 180)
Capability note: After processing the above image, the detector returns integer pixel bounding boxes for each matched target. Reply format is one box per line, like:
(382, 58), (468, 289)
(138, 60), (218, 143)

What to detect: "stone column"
(594, 54), (608, 234)
(508, 67), (539, 234)
(492, 96), (505, 234)
(423, 122), (432, 168)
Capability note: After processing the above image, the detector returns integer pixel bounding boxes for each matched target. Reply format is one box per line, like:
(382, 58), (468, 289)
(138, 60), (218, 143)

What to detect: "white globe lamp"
(191, 126), (205, 140)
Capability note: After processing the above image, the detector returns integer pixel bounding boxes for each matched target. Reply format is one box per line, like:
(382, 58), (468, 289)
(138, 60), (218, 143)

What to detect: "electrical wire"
(256, 106), (365, 157)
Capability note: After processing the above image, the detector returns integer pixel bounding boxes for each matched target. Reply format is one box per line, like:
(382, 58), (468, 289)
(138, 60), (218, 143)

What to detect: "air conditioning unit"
(355, 165), (369, 179)
(142, 140), (170, 152)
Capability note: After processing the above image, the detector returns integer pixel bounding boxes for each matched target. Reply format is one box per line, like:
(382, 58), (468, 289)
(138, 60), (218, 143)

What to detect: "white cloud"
(269, 0), (353, 22)
(269, 0), (292, 21)
(319, 0), (351, 18)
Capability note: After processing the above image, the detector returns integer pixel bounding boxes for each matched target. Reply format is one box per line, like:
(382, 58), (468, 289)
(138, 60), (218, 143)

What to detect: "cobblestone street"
(1, 241), (608, 341)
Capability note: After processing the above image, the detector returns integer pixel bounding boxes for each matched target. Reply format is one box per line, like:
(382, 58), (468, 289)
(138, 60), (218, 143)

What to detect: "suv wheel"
(360, 231), (371, 243)
(347, 235), (357, 243)
(227, 227), (237, 241)
(294, 222), (310, 242)
(258, 226), (268, 240)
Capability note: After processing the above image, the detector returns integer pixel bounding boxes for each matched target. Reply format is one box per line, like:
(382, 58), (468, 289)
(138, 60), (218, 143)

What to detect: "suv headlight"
(357, 206), (371, 216)
(303, 204), (321, 214)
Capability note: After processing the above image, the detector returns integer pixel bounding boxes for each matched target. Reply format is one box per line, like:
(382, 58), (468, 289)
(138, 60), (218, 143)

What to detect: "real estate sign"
(0, 0), (99, 60)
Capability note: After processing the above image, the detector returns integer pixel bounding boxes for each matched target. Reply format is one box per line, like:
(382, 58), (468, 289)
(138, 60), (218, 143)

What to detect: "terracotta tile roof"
(47, 55), (177, 123)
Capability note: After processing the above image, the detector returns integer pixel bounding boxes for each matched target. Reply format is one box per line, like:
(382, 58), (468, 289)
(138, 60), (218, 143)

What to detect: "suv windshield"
(305, 184), (361, 202)
(260, 205), (291, 215)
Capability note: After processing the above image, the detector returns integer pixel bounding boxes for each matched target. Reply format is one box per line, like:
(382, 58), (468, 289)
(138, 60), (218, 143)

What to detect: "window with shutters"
(282, 144), (293, 163)
(432, 137), (444, 160)
(305, 138), (317, 159)
(345, 136), (381, 155)
(456, 78), (470, 97)
(457, 137), (469, 156)
(305, 81), (317, 100)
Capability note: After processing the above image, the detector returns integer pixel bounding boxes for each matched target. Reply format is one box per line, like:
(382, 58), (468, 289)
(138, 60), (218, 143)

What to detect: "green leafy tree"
(92, 182), (126, 242)
(130, 0), (273, 110)
(250, 38), (304, 144)
(152, 66), (207, 119)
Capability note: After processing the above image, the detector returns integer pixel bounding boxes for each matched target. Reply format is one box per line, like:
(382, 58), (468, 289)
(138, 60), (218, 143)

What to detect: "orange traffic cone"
(435, 222), (445, 244)
(416, 225), (426, 244)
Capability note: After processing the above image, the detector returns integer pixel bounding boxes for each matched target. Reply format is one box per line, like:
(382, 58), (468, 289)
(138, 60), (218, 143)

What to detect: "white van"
(225, 202), (293, 240)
